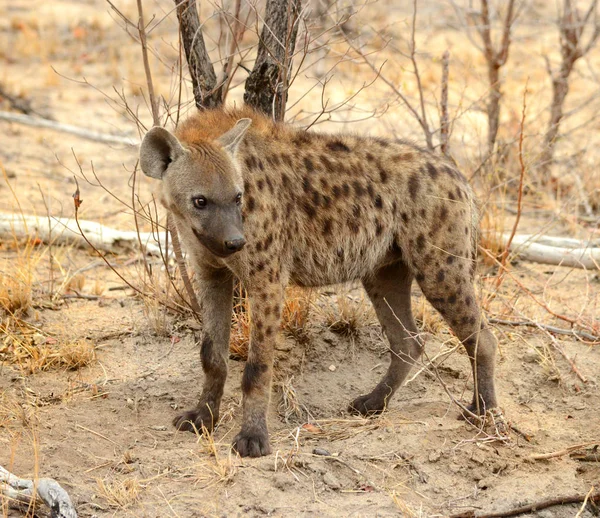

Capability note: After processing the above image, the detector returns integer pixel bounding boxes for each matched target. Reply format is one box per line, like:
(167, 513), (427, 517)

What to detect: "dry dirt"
(1, 1), (600, 517)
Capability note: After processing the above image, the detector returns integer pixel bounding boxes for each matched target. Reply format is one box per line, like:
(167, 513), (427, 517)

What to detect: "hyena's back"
(177, 108), (475, 288)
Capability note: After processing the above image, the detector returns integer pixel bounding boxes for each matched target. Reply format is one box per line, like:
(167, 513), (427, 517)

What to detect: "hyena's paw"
(172, 404), (218, 433)
(348, 393), (386, 417)
(232, 427), (271, 457)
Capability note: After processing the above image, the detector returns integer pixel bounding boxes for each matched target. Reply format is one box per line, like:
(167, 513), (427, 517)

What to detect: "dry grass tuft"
(1, 329), (96, 374)
(274, 376), (305, 423)
(321, 289), (374, 339)
(230, 296), (250, 361)
(281, 287), (313, 343)
(96, 476), (142, 510)
(413, 297), (446, 336)
(194, 430), (237, 488)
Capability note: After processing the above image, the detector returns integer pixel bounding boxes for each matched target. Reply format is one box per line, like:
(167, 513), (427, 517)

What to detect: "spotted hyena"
(139, 106), (498, 457)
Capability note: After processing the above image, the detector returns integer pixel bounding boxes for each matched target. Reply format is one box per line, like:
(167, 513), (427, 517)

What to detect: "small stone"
(150, 425), (167, 431)
(313, 448), (331, 456)
(126, 398), (134, 408)
(428, 450), (441, 463)
(471, 450), (486, 465)
(523, 349), (539, 363)
(328, 364), (336, 372)
(449, 463), (461, 473)
(323, 472), (341, 490)
(538, 510), (554, 518)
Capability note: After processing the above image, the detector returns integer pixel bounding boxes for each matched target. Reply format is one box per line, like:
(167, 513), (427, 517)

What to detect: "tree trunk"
(486, 62), (501, 155)
(540, 67), (571, 175)
(243, 0), (302, 120)
(174, 0), (221, 109)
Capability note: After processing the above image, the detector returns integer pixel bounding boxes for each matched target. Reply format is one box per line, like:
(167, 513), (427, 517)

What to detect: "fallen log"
(0, 465), (77, 518)
(0, 213), (166, 256)
(499, 232), (600, 269)
(0, 110), (138, 146)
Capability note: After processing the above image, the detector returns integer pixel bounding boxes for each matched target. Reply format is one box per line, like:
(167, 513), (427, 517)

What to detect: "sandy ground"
(1, 1), (600, 517)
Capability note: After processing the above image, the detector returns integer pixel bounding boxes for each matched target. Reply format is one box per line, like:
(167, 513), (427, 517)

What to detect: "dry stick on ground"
(540, 0), (600, 177)
(530, 441), (599, 460)
(450, 489), (600, 518)
(488, 317), (599, 342)
(0, 465), (77, 518)
(0, 111), (138, 146)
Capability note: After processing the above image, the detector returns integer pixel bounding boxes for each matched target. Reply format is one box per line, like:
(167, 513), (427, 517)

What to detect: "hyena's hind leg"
(349, 261), (424, 416)
(415, 267), (498, 415)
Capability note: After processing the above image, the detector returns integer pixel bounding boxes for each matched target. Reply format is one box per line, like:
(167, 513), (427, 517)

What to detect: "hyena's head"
(139, 119), (252, 258)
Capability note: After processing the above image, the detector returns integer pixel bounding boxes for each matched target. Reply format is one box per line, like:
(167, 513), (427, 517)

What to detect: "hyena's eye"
(192, 196), (207, 209)
(235, 193), (242, 205)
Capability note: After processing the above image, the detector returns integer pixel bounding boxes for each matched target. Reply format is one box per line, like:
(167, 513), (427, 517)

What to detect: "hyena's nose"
(225, 238), (246, 252)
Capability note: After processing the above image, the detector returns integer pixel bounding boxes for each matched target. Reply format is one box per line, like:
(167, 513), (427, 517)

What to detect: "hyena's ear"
(139, 127), (185, 180)
(218, 118), (252, 157)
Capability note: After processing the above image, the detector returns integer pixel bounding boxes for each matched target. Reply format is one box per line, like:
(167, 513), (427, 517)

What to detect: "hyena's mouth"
(192, 228), (238, 258)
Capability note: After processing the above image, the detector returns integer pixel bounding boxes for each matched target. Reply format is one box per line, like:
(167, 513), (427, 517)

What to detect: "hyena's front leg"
(233, 280), (284, 457)
(173, 267), (234, 433)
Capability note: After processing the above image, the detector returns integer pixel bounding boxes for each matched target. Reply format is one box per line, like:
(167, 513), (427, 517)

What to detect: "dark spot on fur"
(246, 196), (255, 213)
(374, 195), (383, 209)
(448, 294), (457, 304)
(465, 296), (472, 306)
(408, 174), (420, 199)
(348, 220), (359, 233)
(265, 326), (274, 336)
(426, 163), (438, 179)
(312, 190), (321, 206)
(293, 133), (310, 146)
(378, 166), (388, 184)
(302, 200), (316, 218)
(320, 154), (333, 170)
(244, 180), (252, 195)
(440, 206), (448, 220)
(332, 185), (341, 198)
(323, 218), (333, 235)
(342, 183), (350, 196)
(304, 156), (314, 173)
(257, 159), (264, 171)
(446, 255), (455, 265)
(469, 316), (477, 325)
(353, 180), (365, 196)
(242, 361), (268, 394)
(266, 177), (274, 193)
(282, 154), (293, 167)
(245, 156), (257, 170)
(420, 208), (426, 217)
(416, 233), (425, 252)
(327, 140), (351, 152)
(303, 176), (311, 193)
(375, 219), (384, 236)
(257, 179), (265, 191)
(367, 183), (375, 198)
(416, 273), (425, 282)
(264, 235), (273, 250)
(455, 187), (463, 200)
(281, 173), (290, 189)
(320, 177), (329, 190)
(353, 204), (361, 218)
(437, 270), (445, 282)
(401, 212), (409, 224)
(322, 195), (331, 208)
(366, 153), (375, 162)
(448, 190), (456, 201)
(256, 261), (265, 272)
(375, 138), (389, 147)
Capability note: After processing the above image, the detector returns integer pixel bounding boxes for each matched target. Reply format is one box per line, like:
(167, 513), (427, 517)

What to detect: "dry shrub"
(1, 331), (96, 374)
(230, 296), (250, 361)
(281, 287), (313, 343)
(321, 288), (374, 339)
(96, 476), (141, 510)
(274, 376), (304, 423)
(0, 272), (32, 316)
